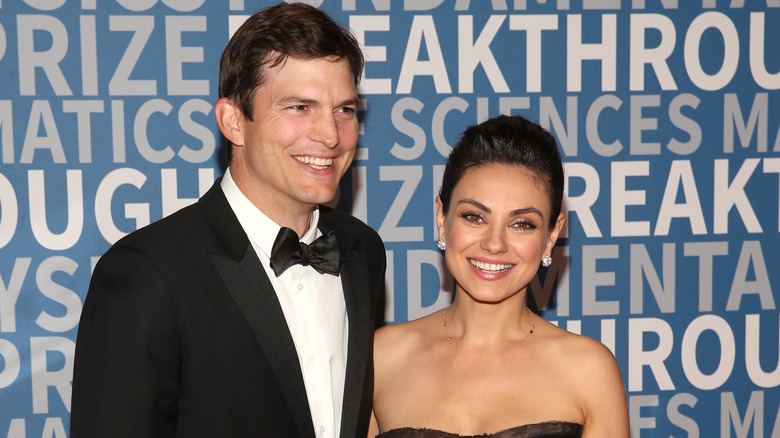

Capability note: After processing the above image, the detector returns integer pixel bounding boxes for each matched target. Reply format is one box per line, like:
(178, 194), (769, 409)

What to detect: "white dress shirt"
(221, 169), (348, 438)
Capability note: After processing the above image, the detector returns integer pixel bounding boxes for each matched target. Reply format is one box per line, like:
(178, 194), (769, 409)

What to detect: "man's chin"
(298, 188), (339, 207)
(322, 195), (340, 208)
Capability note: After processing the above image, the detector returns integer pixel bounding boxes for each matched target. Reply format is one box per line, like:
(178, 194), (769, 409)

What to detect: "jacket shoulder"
(319, 206), (382, 245)
(113, 202), (207, 251)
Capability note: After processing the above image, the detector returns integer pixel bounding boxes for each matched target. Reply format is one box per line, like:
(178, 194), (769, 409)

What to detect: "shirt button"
(297, 283), (304, 293)
(319, 426), (325, 434)
(307, 354), (316, 363)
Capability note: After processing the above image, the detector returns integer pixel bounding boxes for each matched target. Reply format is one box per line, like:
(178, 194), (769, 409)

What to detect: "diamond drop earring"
(542, 255), (552, 267)
(436, 240), (446, 251)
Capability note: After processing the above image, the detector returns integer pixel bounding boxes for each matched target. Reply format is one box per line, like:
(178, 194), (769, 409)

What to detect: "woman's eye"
(461, 212), (484, 224)
(512, 221), (536, 231)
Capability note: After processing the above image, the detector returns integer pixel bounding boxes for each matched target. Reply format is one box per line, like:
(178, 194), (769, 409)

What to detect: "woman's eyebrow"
(510, 207), (544, 218)
(457, 199), (544, 219)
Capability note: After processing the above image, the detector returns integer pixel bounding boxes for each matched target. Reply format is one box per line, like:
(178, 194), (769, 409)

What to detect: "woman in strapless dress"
(368, 115), (630, 438)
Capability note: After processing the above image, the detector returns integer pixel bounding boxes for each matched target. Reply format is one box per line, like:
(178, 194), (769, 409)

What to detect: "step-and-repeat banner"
(1, 1), (779, 436)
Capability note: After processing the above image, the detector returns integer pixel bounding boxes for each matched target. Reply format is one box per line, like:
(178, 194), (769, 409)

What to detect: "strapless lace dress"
(375, 421), (583, 438)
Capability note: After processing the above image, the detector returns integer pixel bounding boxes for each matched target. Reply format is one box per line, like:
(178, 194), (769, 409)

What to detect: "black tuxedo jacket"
(71, 179), (386, 437)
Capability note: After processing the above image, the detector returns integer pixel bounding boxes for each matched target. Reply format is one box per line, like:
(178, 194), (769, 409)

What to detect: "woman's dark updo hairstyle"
(438, 114), (564, 229)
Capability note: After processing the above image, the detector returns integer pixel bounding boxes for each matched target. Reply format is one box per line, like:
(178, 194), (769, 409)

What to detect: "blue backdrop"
(1, 0), (779, 436)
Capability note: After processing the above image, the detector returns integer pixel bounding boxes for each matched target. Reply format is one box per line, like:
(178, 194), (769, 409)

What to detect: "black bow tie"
(269, 227), (342, 277)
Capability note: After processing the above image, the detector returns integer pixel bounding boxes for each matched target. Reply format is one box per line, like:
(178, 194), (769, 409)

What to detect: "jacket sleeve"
(71, 244), (181, 437)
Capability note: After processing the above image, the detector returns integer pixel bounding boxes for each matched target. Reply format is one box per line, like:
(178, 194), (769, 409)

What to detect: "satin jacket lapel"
(199, 181), (316, 438)
(319, 217), (372, 438)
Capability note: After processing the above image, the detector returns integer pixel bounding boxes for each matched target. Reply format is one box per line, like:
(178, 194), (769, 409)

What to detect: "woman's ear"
(215, 97), (244, 146)
(435, 196), (446, 242)
(545, 212), (566, 255)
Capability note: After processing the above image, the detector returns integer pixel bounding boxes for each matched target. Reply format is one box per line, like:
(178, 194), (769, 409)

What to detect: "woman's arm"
(580, 341), (630, 438)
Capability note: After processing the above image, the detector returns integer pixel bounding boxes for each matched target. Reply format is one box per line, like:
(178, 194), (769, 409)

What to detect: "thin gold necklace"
(441, 305), (535, 342)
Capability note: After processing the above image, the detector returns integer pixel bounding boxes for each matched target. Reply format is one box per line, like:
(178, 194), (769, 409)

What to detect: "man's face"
(231, 56), (359, 218)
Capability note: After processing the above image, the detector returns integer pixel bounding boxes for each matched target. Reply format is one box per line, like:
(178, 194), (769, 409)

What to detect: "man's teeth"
(295, 156), (332, 169)
(469, 259), (513, 273)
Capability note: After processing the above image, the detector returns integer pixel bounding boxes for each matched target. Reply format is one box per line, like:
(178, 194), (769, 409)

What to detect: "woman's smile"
(468, 258), (514, 274)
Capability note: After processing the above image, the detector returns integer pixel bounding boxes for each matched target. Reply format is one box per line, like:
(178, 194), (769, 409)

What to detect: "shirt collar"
(220, 168), (320, 258)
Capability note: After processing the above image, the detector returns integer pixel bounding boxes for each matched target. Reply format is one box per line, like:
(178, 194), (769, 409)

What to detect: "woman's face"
(436, 163), (564, 304)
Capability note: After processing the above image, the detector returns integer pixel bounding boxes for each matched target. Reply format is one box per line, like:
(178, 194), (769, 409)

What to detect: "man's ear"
(215, 97), (244, 146)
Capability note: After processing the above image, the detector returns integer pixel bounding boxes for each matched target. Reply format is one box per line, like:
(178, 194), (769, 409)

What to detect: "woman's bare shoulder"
(374, 310), (442, 360)
(539, 323), (628, 430)
(373, 309), (445, 398)
(535, 322), (623, 391)
(540, 322), (615, 361)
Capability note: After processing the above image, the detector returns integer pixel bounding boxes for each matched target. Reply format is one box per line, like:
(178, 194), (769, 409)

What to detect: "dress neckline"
(377, 420), (583, 437)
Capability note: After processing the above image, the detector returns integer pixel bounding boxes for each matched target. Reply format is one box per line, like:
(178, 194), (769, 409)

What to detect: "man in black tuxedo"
(70, 3), (386, 437)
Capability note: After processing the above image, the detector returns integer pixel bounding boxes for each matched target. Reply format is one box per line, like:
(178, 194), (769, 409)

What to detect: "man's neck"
(223, 167), (317, 238)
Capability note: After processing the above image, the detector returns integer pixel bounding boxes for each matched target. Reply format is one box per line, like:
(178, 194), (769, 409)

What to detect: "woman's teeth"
(469, 258), (513, 273)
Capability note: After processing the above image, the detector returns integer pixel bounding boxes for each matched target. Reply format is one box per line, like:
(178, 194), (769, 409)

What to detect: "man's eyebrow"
(276, 96), (359, 108)
(277, 96), (319, 106)
(336, 96), (360, 107)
